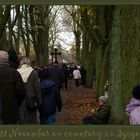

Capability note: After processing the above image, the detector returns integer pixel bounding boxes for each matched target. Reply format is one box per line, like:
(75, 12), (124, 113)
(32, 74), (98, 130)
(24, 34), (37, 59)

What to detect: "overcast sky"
(54, 5), (75, 51)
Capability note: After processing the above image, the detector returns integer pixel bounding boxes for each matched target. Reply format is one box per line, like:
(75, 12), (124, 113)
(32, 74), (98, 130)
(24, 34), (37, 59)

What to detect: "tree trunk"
(121, 5), (140, 124)
(0, 5), (11, 49)
(95, 6), (113, 98)
(74, 30), (81, 64)
(108, 6), (123, 124)
(29, 5), (50, 65)
(108, 5), (140, 124)
(95, 6), (106, 97)
(25, 5), (30, 57)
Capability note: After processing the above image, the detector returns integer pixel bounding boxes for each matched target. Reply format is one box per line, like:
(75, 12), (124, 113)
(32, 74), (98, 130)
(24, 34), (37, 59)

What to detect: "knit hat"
(99, 96), (106, 102)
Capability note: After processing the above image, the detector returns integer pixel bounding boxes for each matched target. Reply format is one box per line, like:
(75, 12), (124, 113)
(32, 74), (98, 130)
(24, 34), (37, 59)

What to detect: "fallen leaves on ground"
(56, 79), (97, 125)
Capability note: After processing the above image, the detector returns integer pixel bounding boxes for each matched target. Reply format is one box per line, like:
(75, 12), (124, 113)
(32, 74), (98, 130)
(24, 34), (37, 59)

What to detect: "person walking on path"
(46, 61), (65, 93)
(80, 66), (87, 87)
(73, 66), (81, 87)
(0, 50), (26, 124)
(62, 63), (69, 90)
(39, 69), (62, 124)
(17, 57), (42, 124)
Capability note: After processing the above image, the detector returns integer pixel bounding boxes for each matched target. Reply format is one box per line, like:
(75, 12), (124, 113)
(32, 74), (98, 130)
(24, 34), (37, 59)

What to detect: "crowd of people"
(0, 49), (88, 125)
(1, 49), (140, 125)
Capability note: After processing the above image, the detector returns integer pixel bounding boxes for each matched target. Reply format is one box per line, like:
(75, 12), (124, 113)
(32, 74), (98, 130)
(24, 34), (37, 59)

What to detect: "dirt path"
(56, 79), (97, 125)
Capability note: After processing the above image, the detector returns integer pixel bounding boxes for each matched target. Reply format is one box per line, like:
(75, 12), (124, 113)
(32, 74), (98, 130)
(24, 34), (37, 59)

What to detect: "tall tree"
(121, 5), (140, 124)
(29, 5), (52, 65)
(108, 5), (140, 124)
(94, 6), (113, 98)
(108, 6), (123, 124)
(0, 5), (11, 49)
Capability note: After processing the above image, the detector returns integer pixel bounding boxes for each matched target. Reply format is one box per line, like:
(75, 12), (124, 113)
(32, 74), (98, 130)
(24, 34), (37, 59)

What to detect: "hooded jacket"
(17, 65), (42, 106)
(126, 98), (140, 125)
(40, 79), (62, 115)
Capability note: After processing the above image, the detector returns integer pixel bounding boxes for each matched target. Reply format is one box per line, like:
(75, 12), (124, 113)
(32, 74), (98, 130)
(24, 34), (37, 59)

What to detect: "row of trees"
(0, 5), (68, 64)
(63, 5), (140, 124)
(0, 5), (140, 124)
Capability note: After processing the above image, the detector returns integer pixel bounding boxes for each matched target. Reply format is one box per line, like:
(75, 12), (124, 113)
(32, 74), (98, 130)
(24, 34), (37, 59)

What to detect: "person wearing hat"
(126, 84), (140, 125)
(83, 95), (111, 124)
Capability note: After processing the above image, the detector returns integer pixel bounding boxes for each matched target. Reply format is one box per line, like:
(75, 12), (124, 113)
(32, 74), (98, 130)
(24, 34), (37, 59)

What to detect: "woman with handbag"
(17, 57), (42, 124)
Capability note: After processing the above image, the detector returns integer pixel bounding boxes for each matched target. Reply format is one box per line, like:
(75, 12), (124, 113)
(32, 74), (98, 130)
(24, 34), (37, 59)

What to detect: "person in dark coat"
(8, 48), (19, 69)
(46, 61), (65, 93)
(17, 57), (42, 124)
(0, 50), (26, 124)
(80, 66), (87, 87)
(39, 69), (62, 124)
(83, 96), (111, 124)
(62, 63), (69, 90)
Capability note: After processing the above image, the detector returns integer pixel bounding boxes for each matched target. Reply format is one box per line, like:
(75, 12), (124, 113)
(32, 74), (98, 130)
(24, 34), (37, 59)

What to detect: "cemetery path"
(56, 79), (97, 125)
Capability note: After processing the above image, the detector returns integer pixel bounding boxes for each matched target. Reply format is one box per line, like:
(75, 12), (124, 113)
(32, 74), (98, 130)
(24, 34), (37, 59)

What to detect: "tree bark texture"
(108, 5), (140, 124)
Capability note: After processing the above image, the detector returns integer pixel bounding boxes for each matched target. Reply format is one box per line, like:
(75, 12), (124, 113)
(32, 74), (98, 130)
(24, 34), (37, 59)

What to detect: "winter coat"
(47, 64), (65, 88)
(91, 102), (111, 124)
(39, 79), (62, 115)
(80, 66), (87, 85)
(126, 98), (140, 125)
(0, 64), (26, 124)
(17, 65), (42, 124)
